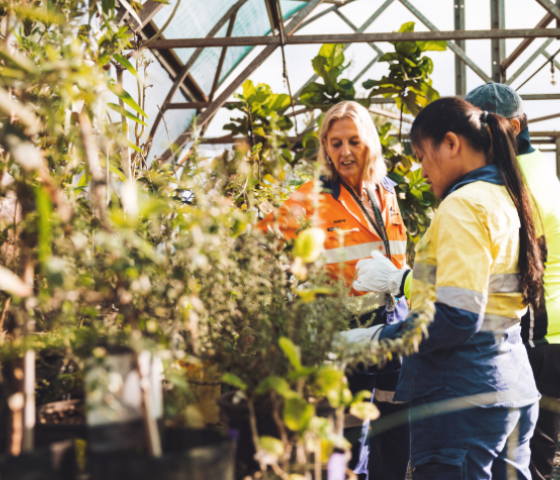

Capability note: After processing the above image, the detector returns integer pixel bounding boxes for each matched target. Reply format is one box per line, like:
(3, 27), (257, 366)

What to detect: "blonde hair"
(318, 101), (387, 183)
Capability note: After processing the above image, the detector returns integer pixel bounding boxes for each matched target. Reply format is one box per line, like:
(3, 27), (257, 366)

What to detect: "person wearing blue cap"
(465, 82), (560, 480)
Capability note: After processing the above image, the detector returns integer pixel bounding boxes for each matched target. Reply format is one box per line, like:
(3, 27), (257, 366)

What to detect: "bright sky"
(200, 0), (560, 174)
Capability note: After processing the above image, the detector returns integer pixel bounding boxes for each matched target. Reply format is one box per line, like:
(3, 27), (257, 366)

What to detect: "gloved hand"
(333, 324), (384, 350)
(353, 250), (410, 295)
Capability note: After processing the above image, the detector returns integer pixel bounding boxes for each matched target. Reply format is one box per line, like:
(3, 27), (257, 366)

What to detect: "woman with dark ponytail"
(352, 97), (543, 479)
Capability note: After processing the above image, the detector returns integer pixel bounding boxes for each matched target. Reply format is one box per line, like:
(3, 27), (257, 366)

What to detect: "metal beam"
(146, 0), (250, 153)
(502, 13), (553, 71)
(293, 2), (388, 100)
(141, 22), (208, 103)
(528, 111), (560, 123)
(535, 0), (560, 22)
(490, 0), (505, 82)
(521, 94), (560, 100)
(209, 13), (237, 102)
(506, 38), (554, 86)
(542, 49), (560, 70)
(158, 0), (327, 161)
(530, 130), (560, 136)
(296, 0), (361, 31)
(117, 0), (165, 32)
(398, 0), (492, 83)
(454, 0), (466, 95)
(353, 52), (383, 83)
(148, 28), (560, 49)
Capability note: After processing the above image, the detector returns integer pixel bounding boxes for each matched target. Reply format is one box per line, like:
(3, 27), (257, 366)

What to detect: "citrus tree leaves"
(300, 43), (355, 112)
(362, 22), (445, 116)
(225, 80), (293, 139)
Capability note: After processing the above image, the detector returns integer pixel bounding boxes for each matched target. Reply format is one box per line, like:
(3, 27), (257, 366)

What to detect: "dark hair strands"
(410, 97), (544, 308)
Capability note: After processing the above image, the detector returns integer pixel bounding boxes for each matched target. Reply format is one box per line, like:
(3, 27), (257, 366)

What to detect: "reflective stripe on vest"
(414, 263), (521, 294)
(324, 240), (407, 264)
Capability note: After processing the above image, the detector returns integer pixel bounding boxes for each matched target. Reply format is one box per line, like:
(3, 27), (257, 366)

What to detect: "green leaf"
(318, 43), (345, 68)
(296, 287), (332, 303)
(283, 397), (315, 432)
(222, 373), (247, 391)
(259, 436), (284, 458)
(398, 21), (415, 33)
(255, 376), (298, 399)
(417, 40), (447, 52)
(113, 54), (140, 81)
(241, 79), (256, 100)
(352, 390), (372, 404)
(350, 401), (380, 421)
(0, 46), (38, 75)
(279, 337), (302, 370)
(35, 185), (52, 265)
(395, 42), (417, 56)
(108, 103), (148, 127)
(128, 141), (143, 154)
(101, 0), (115, 14)
(314, 366), (344, 408)
(109, 83), (148, 119)
(77, 171), (89, 189)
(292, 227), (326, 263)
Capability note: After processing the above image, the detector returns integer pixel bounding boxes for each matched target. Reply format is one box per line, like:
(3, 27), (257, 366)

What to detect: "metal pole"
(454, 0), (466, 95)
(490, 0), (505, 82)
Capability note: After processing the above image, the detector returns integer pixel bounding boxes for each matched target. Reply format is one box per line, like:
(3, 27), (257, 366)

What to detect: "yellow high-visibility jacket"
(519, 149), (560, 345)
(381, 165), (540, 407)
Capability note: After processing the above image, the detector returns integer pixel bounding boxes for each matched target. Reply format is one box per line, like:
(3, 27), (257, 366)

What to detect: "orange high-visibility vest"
(256, 177), (408, 296)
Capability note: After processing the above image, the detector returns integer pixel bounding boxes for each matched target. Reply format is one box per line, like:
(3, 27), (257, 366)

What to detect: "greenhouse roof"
(118, 0), (560, 170)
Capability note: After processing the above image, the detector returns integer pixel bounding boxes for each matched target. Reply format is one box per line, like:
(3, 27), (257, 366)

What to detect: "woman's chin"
(338, 165), (360, 179)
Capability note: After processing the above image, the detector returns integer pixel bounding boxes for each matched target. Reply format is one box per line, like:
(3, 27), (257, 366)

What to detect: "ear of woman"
(417, 131), (487, 199)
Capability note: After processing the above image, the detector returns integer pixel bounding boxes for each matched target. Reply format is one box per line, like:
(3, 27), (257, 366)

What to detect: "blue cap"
(465, 82), (524, 119)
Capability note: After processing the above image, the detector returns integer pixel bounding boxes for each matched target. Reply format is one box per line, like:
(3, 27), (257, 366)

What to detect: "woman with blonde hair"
(257, 101), (410, 480)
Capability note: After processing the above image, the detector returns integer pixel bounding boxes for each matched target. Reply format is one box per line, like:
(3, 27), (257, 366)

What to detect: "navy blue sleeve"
(379, 303), (483, 355)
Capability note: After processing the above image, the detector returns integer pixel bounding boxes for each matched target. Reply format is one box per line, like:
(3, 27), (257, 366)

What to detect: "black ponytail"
(410, 97), (544, 308)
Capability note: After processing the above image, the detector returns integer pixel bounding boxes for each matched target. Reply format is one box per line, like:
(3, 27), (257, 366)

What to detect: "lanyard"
(340, 180), (397, 311)
(340, 180), (392, 258)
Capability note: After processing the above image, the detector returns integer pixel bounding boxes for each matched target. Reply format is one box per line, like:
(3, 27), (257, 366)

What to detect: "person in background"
(465, 82), (560, 480)
(353, 97), (543, 479)
(257, 101), (410, 480)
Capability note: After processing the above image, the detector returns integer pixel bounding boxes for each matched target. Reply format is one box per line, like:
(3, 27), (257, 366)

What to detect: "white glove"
(333, 324), (384, 350)
(353, 250), (409, 295)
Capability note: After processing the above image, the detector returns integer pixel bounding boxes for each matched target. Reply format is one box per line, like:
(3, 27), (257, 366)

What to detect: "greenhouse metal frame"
(118, 0), (560, 175)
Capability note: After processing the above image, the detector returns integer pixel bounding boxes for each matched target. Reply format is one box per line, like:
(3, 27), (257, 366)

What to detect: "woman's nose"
(340, 142), (351, 157)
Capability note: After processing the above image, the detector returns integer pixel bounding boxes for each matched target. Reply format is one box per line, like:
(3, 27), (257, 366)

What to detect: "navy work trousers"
(409, 391), (539, 480)
(346, 372), (410, 480)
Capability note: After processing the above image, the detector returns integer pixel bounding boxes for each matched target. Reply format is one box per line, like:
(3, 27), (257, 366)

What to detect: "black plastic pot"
(88, 427), (235, 480)
(0, 443), (77, 480)
(217, 391), (336, 479)
(35, 400), (86, 448)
